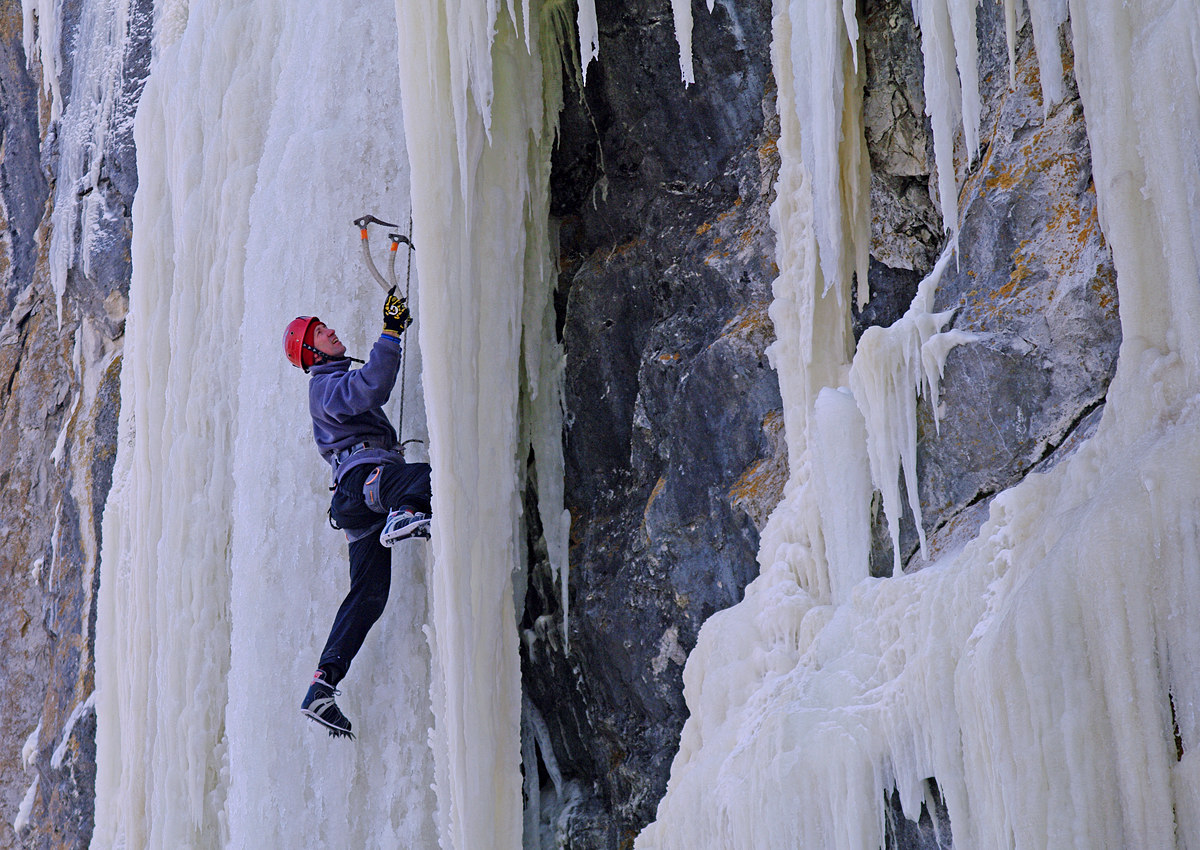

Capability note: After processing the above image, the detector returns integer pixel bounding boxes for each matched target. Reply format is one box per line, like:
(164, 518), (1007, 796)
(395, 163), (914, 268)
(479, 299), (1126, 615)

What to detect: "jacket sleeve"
(313, 336), (403, 420)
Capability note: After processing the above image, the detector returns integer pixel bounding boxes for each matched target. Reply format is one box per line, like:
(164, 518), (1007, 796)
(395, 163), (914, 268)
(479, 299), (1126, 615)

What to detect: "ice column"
(96, 0), (435, 846)
(93, 1), (277, 841)
(781, 0), (870, 305)
(394, 1), (567, 847)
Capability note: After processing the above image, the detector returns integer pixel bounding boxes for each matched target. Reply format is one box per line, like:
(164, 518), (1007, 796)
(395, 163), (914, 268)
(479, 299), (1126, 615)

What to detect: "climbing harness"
(354, 212), (421, 451)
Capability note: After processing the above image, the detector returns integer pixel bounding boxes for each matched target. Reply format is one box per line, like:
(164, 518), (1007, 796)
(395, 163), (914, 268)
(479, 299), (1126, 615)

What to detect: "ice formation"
(91, 0), (572, 846)
(393, 0), (569, 846)
(637, 1), (1200, 848)
(94, 0), (437, 846)
(777, 0), (870, 305)
(26, 0), (146, 322)
(849, 249), (976, 574)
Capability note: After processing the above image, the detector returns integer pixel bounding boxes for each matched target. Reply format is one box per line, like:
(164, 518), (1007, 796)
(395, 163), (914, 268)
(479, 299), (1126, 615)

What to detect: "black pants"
(317, 460), (431, 684)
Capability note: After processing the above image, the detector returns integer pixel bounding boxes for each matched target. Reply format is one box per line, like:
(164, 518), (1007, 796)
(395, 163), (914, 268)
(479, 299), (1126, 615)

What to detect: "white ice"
(394, 1), (568, 845)
(576, 0), (599, 82)
(97, 0), (571, 845)
(94, 0), (437, 847)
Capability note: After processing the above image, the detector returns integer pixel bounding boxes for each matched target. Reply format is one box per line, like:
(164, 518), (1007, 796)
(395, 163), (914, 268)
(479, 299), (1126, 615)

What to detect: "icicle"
(576, 0), (598, 81)
(396, 0), (566, 845)
(669, 0), (718, 85)
(946, 0), (982, 160)
(848, 249), (974, 574)
(784, 0), (870, 303)
(1003, 0), (1068, 113)
(20, 0), (63, 122)
(1003, 0), (1020, 85)
(672, 0), (695, 84)
(1026, 0), (1068, 110)
(911, 0), (963, 246)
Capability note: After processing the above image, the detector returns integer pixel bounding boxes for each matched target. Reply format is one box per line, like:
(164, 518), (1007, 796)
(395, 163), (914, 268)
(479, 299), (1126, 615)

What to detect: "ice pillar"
(394, 1), (566, 847)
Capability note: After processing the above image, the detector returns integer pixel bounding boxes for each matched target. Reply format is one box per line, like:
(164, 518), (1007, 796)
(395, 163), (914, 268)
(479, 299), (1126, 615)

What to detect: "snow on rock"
(50, 692), (95, 769)
(13, 777), (39, 836)
(638, 1), (1200, 847)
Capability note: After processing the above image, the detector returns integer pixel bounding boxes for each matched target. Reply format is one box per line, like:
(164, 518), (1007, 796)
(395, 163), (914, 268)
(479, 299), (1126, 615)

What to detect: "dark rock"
(525, 0), (781, 845)
(861, 0), (943, 281)
(0, 0), (49, 315)
(884, 781), (954, 850)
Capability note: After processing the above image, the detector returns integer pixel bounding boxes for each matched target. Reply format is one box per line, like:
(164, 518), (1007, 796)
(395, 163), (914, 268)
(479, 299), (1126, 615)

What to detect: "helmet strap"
(302, 342), (363, 371)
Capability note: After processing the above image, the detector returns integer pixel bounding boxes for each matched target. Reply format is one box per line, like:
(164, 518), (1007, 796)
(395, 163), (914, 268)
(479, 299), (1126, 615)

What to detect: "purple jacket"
(308, 335), (406, 482)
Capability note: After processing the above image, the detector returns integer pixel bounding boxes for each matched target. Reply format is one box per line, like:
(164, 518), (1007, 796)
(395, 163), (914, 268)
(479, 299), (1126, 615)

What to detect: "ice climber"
(283, 290), (432, 739)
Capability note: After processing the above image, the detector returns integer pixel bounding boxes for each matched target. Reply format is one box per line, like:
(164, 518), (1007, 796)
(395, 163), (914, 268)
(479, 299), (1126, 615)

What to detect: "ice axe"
(353, 215), (414, 292)
(386, 232), (414, 290)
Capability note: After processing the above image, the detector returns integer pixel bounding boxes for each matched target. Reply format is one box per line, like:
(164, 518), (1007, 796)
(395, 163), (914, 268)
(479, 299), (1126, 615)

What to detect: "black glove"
(383, 288), (412, 337)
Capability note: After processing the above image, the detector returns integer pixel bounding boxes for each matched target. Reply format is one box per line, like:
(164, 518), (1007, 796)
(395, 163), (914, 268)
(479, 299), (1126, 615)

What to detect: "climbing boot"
(380, 508), (431, 546)
(301, 671), (354, 740)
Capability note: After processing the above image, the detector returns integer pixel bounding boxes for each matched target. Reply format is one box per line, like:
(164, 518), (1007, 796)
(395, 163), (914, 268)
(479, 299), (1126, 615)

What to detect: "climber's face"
(312, 323), (346, 358)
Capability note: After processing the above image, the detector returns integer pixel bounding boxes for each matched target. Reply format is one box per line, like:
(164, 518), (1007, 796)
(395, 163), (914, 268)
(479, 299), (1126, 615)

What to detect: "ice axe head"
(353, 214), (399, 230)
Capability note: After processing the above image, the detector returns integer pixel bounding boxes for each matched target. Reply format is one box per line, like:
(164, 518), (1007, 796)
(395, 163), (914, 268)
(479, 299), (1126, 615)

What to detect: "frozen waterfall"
(89, 0), (576, 845)
(70, 0), (1200, 847)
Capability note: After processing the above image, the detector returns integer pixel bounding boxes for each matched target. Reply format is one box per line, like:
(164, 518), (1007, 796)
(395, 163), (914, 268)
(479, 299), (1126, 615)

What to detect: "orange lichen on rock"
(729, 409), (787, 530)
(643, 476), (668, 541)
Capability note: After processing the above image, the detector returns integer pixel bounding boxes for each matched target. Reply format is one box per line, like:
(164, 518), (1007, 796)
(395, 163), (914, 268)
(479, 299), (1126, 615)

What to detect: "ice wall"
(638, 1), (1200, 848)
(95, 0), (437, 846)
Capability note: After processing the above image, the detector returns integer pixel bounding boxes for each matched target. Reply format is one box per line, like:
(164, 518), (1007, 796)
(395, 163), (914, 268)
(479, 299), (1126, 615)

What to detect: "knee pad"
(363, 466), (386, 514)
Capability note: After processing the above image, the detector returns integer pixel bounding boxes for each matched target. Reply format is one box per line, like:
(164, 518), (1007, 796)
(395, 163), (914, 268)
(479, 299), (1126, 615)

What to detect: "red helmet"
(283, 315), (323, 371)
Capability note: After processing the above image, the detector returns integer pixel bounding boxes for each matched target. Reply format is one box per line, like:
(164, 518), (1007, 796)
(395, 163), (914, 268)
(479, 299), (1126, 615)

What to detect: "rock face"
(877, 0), (1118, 575)
(0, 0), (151, 846)
(520, 0), (782, 845)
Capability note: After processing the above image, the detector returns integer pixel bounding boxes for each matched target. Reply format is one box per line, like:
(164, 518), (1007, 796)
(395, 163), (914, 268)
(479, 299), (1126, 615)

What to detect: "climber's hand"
(383, 287), (412, 337)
